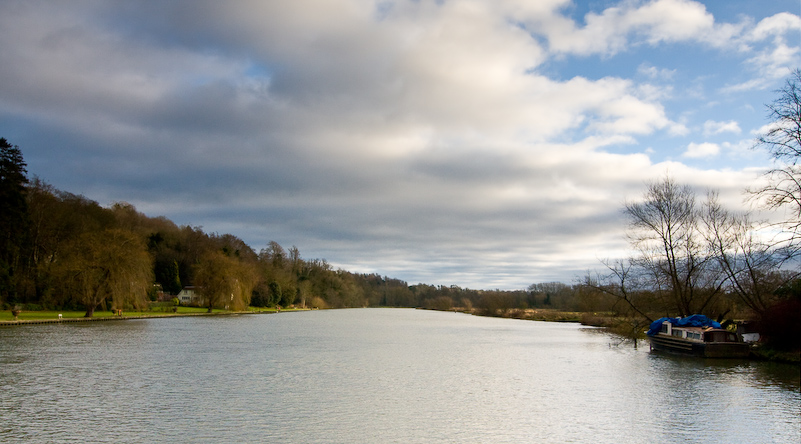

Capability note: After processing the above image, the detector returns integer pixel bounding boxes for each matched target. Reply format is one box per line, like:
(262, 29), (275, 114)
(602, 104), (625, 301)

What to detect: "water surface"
(1, 308), (798, 443)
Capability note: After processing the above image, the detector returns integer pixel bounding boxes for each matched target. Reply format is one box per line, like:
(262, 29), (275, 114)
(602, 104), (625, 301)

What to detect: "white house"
(177, 286), (201, 305)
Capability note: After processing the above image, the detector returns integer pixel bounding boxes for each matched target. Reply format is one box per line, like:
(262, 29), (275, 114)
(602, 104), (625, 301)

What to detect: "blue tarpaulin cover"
(646, 315), (722, 336)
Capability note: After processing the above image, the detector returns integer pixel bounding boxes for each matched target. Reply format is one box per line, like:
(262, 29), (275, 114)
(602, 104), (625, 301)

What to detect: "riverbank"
(5, 306), (798, 364)
(425, 306), (585, 322)
(4, 307), (797, 444)
(429, 307), (801, 364)
(749, 345), (801, 364)
(3, 306), (574, 325)
(0, 307), (298, 325)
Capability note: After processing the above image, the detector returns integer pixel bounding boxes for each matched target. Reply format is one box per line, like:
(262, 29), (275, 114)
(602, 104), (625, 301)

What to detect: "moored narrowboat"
(646, 315), (751, 358)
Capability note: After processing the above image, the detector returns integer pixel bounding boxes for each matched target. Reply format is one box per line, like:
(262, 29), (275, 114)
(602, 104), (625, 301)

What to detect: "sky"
(2, 0), (801, 290)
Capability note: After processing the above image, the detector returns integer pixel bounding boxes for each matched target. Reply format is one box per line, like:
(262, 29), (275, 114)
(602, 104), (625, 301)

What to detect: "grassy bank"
(1, 306), (204, 321)
(750, 346), (801, 364)
(449, 308), (648, 338)
(5, 306), (798, 364)
(429, 306), (585, 323)
(481, 307), (584, 322)
(0, 305), (312, 324)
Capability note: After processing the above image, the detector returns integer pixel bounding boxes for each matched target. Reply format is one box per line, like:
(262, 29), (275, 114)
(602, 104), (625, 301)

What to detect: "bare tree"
(703, 191), (796, 317)
(582, 258), (653, 321)
(625, 176), (724, 316)
(751, 69), (801, 250)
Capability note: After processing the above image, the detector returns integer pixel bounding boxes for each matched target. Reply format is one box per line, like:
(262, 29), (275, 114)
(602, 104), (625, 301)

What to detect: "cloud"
(721, 139), (761, 160)
(752, 122), (780, 136)
(749, 12), (801, 41)
(721, 12), (801, 92)
(683, 142), (721, 158)
(0, 0), (790, 289)
(527, 3), (797, 95)
(637, 63), (676, 80)
(703, 120), (742, 136)
(533, 0), (739, 56)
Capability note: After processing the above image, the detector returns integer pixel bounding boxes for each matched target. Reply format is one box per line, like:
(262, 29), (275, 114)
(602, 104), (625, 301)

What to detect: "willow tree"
(194, 250), (258, 312)
(58, 229), (153, 317)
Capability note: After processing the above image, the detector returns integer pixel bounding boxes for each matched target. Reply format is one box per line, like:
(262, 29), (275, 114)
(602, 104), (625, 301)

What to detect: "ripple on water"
(0, 310), (798, 444)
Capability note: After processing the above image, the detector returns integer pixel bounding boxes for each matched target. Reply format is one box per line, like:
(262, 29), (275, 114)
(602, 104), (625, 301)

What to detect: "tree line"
(0, 138), (798, 345)
(411, 71), (801, 349)
(0, 152), (412, 315)
(0, 136), (660, 319)
(0, 157), (585, 317)
(1, 71), (800, 349)
(0, 143), (546, 315)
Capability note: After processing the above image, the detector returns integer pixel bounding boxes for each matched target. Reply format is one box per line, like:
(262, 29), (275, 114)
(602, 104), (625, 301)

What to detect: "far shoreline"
(3, 306), (798, 365)
(0, 307), (305, 326)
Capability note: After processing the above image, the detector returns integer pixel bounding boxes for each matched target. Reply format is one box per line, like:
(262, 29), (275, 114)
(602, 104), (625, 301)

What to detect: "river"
(1, 308), (798, 443)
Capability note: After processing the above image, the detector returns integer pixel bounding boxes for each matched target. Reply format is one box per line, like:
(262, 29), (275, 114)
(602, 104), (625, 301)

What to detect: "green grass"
(1, 310), (95, 321)
(0, 305), (313, 321)
(0, 306), (229, 322)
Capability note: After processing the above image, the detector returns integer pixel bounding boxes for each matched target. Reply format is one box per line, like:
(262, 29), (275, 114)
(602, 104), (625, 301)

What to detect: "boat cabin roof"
(661, 321), (727, 333)
(672, 325), (724, 333)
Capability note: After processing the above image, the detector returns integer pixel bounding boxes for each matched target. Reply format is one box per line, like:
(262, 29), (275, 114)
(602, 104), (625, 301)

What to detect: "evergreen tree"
(0, 138), (30, 305)
(166, 260), (182, 295)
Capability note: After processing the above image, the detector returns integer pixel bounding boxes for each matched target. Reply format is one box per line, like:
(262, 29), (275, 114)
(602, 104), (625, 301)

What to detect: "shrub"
(309, 296), (328, 309)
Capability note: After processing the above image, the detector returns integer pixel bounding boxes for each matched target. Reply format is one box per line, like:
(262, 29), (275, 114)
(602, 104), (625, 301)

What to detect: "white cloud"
(0, 0), (789, 288)
(668, 123), (691, 136)
(746, 43), (800, 78)
(533, 3), (798, 96)
(752, 122), (780, 136)
(721, 139), (760, 160)
(722, 12), (801, 92)
(537, 0), (738, 56)
(625, 0), (715, 43)
(637, 63), (676, 80)
(749, 12), (801, 41)
(683, 142), (721, 158)
(703, 120), (741, 136)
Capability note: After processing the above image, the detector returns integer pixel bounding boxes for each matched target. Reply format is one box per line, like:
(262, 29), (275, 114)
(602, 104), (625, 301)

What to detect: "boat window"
(705, 331), (727, 342)
(660, 323), (669, 334)
(672, 329), (684, 338)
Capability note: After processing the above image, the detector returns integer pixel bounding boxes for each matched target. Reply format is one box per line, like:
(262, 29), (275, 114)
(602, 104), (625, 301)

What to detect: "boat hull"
(649, 334), (751, 358)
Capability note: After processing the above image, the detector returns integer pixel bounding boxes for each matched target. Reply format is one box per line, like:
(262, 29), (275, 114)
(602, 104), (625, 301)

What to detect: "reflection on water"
(0, 309), (798, 443)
